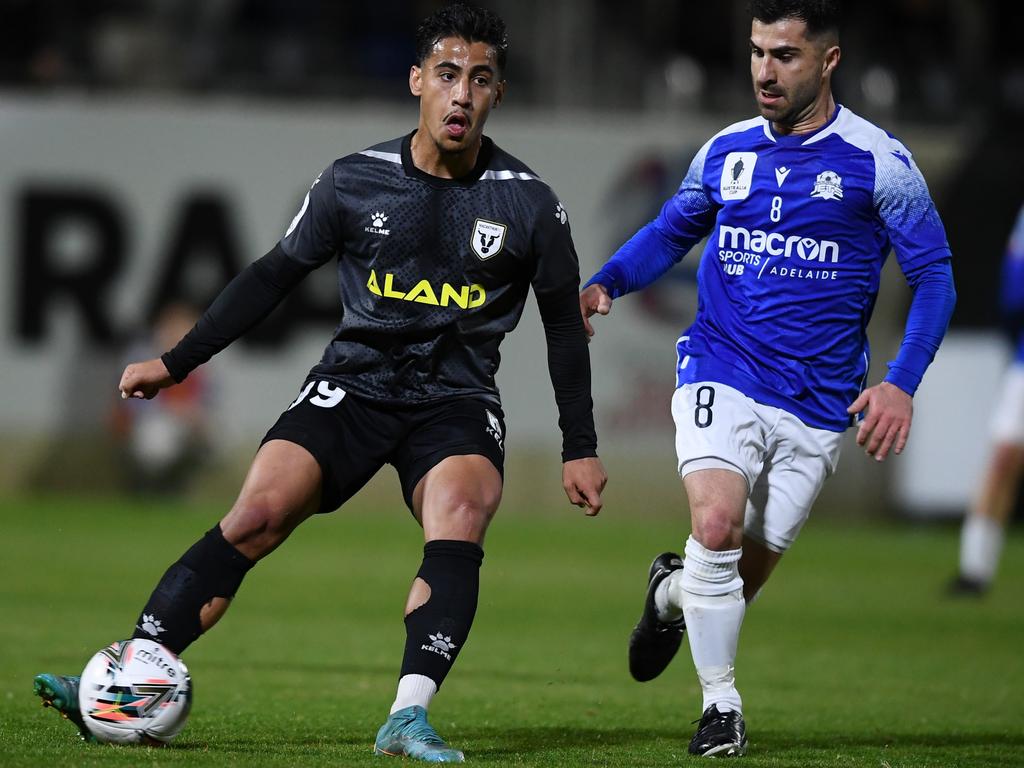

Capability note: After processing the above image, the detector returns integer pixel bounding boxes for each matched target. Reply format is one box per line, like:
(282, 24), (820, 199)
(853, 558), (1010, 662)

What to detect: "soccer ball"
(78, 638), (192, 744)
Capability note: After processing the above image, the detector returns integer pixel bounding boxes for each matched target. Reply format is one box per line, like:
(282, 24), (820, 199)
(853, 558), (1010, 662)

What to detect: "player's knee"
(990, 444), (1024, 479)
(692, 511), (742, 551)
(450, 496), (498, 529)
(222, 492), (300, 558)
(430, 496), (499, 541)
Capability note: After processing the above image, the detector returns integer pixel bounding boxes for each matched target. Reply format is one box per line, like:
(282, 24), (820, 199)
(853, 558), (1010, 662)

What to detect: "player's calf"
(131, 524), (254, 654)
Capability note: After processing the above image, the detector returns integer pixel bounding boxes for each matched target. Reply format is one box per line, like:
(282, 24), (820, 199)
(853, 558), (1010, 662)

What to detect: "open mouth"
(444, 112), (469, 139)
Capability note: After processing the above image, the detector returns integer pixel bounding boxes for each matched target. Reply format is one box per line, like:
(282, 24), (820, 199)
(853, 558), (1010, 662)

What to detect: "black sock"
(399, 540), (484, 689)
(131, 524), (254, 654)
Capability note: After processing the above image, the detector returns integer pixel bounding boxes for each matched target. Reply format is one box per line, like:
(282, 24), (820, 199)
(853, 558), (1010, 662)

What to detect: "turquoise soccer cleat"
(33, 673), (96, 743)
(373, 705), (465, 763)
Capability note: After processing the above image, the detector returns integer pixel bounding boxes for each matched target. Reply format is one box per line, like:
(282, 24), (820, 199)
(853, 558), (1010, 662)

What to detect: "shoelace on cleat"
(692, 710), (732, 728)
(394, 713), (447, 746)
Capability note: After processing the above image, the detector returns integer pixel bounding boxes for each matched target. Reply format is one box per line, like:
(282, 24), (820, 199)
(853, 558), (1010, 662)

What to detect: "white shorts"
(671, 382), (843, 553)
(990, 363), (1024, 445)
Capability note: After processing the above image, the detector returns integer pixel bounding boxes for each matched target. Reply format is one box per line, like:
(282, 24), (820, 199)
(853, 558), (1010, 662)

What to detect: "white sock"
(676, 535), (745, 714)
(655, 571), (684, 623)
(389, 674), (437, 715)
(959, 514), (1004, 584)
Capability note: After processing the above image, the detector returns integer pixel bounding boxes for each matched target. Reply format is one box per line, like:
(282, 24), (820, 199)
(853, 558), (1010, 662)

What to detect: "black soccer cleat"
(628, 551), (686, 682)
(688, 704), (747, 757)
(946, 574), (989, 597)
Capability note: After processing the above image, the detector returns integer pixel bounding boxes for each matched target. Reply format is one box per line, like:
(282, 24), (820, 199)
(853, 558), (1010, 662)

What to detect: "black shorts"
(260, 378), (506, 513)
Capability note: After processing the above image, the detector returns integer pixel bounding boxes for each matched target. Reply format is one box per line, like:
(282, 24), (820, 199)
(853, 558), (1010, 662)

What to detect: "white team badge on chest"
(720, 152), (758, 201)
(810, 170), (843, 200)
(471, 218), (507, 260)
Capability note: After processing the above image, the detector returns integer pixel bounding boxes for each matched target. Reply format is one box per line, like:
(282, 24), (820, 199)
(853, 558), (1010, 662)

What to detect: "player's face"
(410, 37), (505, 157)
(750, 18), (838, 129)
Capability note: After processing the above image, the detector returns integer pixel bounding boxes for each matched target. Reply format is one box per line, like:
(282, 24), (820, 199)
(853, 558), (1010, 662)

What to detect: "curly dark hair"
(415, 2), (508, 73)
(748, 0), (841, 37)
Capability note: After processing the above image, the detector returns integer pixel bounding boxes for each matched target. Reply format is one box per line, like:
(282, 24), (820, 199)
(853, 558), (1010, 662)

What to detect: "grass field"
(1, 494), (1022, 767)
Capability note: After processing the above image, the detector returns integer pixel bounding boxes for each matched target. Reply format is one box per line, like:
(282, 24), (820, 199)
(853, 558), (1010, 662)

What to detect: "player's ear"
(493, 80), (506, 109)
(410, 65), (423, 97)
(822, 44), (840, 78)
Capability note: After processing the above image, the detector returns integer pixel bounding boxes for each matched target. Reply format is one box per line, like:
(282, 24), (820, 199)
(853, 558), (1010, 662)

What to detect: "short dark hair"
(415, 2), (508, 74)
(749, 0), (841, 38)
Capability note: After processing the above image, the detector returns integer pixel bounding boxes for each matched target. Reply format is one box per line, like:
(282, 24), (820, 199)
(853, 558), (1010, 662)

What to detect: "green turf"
(1, 495), (1022, 767)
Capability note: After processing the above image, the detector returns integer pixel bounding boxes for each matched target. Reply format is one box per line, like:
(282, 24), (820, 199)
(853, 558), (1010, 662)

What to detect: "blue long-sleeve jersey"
(588, 106), (956, 432)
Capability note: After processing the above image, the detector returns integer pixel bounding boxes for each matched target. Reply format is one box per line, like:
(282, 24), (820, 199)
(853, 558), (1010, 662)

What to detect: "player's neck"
(773, 92), (836, 137)
(410, 129), (482, 180)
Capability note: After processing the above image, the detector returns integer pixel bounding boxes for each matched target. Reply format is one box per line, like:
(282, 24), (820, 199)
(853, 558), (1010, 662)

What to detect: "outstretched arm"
(582, 143), (716, 333)
(160, 244), (315, 383)
(118, 244), (316, 399)
(121, 165), (341, 399)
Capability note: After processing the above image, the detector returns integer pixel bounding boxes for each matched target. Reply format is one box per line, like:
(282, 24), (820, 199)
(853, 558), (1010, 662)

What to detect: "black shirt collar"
(401, 130), (494, 187)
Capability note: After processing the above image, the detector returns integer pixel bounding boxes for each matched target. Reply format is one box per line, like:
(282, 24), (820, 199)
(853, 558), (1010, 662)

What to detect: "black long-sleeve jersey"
(162, 132), (597, 460)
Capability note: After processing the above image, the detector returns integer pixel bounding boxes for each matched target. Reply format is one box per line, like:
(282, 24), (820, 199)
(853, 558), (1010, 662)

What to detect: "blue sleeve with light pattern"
(875, 149), (955, 395)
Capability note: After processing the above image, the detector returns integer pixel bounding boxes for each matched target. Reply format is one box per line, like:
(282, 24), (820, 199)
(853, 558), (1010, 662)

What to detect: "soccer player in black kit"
(34, 3), (606, 762)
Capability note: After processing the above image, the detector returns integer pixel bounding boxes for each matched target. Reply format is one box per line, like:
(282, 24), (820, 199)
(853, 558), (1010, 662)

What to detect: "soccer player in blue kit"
(950, 202), (1024, 595)
(580, 0), (956, 757)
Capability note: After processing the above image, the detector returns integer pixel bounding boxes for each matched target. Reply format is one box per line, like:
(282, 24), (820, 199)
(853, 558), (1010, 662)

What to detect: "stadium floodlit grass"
(1, 494), (1022, 767)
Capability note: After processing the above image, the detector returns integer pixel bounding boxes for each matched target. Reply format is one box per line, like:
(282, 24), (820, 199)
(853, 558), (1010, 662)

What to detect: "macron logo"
(718, 225), (840, 263)
(775, 167), (791, 187)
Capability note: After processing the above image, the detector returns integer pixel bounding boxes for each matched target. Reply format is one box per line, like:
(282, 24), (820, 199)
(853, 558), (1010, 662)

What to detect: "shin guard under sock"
(399, 540), (484, 690)
(132, 524), (254, 654)
(678, 535), (745, 714)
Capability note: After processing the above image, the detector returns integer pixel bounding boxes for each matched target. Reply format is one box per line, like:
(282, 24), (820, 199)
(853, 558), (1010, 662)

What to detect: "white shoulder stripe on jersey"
(800, 105), (910, 157)
(685, 115), (766, 181)
(707, 115), (767, 144)
(360, 149), (402, 164)
(480, 169), (539, 181)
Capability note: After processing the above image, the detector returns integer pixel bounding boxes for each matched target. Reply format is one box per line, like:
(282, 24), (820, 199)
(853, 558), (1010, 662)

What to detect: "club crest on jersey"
(810, 170), (843, 201)
(471, 218), (507, 260)
(720, 152), (757, 201)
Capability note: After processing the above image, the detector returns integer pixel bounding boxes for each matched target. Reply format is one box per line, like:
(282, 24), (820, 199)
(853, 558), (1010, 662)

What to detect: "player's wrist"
(160, 350), (188, 384)
(583, 268), (621, 299)
(881, 371), (917, 398)
(561, 446), (598, 463)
